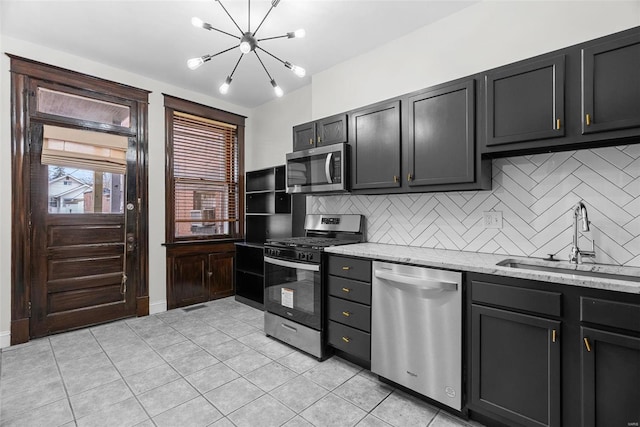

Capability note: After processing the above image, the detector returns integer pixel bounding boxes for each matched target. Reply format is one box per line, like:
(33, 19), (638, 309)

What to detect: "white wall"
(246, 85), (312, 172)
(311, 0), (640, 118)
(0, 36), (251, 347)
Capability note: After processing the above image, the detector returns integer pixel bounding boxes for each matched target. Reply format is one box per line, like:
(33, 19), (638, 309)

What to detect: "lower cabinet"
(468, 273), (640, 427)
(166, 242), (235, 309)
(325, 254), (372, 367)
(470, 305), (561, 427)
(580, 327), (640, 427)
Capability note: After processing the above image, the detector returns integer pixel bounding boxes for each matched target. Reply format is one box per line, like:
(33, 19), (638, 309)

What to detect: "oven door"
(264, 256), (322, 330)
(286, 143), (347, 194)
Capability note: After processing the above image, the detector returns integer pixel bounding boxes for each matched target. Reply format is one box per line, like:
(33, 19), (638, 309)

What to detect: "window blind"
(171, 111), (239, 239)
(42, 125), (128, 174)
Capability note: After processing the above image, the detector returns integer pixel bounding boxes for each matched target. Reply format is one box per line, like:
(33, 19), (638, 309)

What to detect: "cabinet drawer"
(581, 297), (640, 333)
(472, 281), (562, 317)
(328, 321), (371, 361)
(328, 275), (371, 305)
(327, 256), (371, 281)
(328, 297), (371, 332)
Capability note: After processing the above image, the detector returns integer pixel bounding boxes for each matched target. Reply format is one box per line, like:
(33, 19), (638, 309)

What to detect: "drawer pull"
(342, 336), (350, 343)
(342, 266), (350, 271)
(552, 329), (557, 343)
(341, 287), (351, 293)
(342, 311), (351, 317)
(584, 337), (592, 352)
(585, 113), (591, 126)
(556, 118), (561, 130)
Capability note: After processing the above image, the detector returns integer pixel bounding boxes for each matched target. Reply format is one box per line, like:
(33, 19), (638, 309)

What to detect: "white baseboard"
(149, 300), (167, 315)
(0, 331), (11, 349)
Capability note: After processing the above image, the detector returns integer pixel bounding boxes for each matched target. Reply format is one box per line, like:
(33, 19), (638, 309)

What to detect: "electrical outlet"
(483, 211), (503, 229)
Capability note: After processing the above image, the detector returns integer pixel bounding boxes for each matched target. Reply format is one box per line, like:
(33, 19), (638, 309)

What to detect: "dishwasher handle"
(374, 269), (458, 293)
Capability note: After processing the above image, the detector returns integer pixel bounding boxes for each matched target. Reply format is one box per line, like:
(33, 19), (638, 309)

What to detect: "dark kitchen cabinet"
(483, 26), (640, 157)
(326, 254), (372, 368)
(234, 242), (265, 309)
(467, 273), (640, 427)
(349, 100), (402, 191)
(485, 55), (565, 147)
(245, 165), (291, 243)
(579, 297), (640, 427)
(582, 31), (640, 135)
(293, 113), (347, 151)
(407, 79), (476, 187)
(580, 327), (640, 427)
(209, 251), (235, 298)
(239, 165), (294, 308)
(167, 242), (236, 309)
(469, 281), (561, 427)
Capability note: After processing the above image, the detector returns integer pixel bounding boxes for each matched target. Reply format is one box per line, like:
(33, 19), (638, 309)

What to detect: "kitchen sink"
(496, 259), (640, 282)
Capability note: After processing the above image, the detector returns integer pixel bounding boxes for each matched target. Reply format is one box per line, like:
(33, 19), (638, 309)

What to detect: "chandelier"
(187, 0), (306, 98)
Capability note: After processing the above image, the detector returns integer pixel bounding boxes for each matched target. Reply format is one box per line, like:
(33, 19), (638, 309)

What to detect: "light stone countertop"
(324, 243), (640, 294)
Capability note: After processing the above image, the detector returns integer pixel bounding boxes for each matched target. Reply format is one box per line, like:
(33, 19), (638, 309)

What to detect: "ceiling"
(1, 1), (477, 108)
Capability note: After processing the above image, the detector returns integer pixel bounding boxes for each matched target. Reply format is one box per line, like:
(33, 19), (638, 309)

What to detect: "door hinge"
(28, 301), (32, 318)
(28, 211), (32, 232)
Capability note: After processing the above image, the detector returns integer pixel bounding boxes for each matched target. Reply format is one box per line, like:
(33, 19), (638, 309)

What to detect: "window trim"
(164, 94), (245, 244)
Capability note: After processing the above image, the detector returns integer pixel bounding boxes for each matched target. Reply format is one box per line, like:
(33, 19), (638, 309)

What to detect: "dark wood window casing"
(164, 95), (245, 244)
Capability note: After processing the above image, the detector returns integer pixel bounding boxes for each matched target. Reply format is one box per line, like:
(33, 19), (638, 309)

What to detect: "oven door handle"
(264, 256), (320, 272)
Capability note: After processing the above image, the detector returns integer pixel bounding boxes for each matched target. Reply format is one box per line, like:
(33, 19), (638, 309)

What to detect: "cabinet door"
(471, 305), (561, 427)
(350, 100), (401, 190)
(317, 114), (348, 147)
(581, 327), (640, 427)
(582, 32), (640, 134)
(293, 121), (316, 151)
(209, 252), (235, 299)
(486, 55), (565, 146)
(408, 80), (475, 187)
(170, 254), (209, 308)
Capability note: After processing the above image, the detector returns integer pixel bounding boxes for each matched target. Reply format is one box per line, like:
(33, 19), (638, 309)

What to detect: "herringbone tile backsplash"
(310, 145), (640, 267)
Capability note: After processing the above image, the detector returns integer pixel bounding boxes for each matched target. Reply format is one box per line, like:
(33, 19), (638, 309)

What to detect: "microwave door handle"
(325, 152), (333, 184)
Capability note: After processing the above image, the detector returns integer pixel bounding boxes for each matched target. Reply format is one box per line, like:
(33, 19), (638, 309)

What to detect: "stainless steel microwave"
(286, 143), (348, 194)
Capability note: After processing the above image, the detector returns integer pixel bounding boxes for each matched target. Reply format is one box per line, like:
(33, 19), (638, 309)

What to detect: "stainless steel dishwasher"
(371, 261), (462, 411)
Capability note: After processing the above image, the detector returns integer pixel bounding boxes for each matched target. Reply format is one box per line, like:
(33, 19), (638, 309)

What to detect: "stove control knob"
(307, 253), (314, 262)
(298, 252), (306, 260)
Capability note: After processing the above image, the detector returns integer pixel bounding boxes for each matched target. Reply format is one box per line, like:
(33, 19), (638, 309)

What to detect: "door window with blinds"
(165, 96), (244, 241)
(42, 125), (126, 214)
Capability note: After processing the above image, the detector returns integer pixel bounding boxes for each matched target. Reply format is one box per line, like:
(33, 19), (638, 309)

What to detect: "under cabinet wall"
(310, 144), (640, 267)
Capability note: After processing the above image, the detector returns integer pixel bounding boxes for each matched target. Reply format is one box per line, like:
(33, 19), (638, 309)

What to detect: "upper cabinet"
(292, 113), (348, 152)
(349, 81), (491, 194)
(483, 26), (640, 156)
(407, 79), (477, 187)
(582, 32), (640, 135)
(485, 55), (565, 147)
(349, 100), (402, 191)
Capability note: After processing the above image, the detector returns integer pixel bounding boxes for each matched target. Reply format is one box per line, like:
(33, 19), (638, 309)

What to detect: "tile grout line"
(47, 337), (79, 426)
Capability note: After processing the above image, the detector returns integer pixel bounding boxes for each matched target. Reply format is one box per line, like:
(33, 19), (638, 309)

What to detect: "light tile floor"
(0, 297), (483, 427)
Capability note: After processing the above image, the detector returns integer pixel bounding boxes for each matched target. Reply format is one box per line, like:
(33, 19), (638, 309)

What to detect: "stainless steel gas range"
(263, 214), (365, 359)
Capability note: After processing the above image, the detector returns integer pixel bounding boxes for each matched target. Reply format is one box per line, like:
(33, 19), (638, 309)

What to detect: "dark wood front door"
(29, 124), (137, 337)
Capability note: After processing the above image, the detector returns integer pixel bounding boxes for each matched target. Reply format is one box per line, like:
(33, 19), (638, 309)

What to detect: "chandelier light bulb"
(239, 41), (252, 54)
(294, 29), (306, 38)
(187, 57), (205, 70)
(219, 76), (232, 94)
(191, 17), (204, 28)
(271, 79), (284, 97)
(291, 65), (306, 77)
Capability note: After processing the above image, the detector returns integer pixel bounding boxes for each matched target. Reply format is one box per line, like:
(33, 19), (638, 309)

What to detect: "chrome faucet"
(569, 201), (596, 264)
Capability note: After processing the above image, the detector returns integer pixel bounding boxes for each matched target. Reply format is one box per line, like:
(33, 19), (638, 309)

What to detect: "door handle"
(126, 233), (135, 252)
(325, 152), (334, 184)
